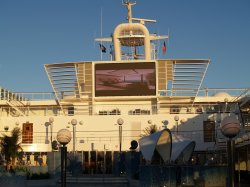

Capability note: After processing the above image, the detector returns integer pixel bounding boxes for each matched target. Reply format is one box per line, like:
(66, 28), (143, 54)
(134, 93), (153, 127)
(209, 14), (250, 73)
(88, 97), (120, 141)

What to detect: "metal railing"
(158, 87), (250, 97)
(1, 87), (56, 101)
(0, 102), (241, 117)
(1, 87), (249, 101)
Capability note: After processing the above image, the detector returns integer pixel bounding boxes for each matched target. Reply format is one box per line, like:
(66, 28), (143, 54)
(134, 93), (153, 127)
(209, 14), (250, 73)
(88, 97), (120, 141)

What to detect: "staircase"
(6, 100), (26, 116)
(58, 174), (129, 186)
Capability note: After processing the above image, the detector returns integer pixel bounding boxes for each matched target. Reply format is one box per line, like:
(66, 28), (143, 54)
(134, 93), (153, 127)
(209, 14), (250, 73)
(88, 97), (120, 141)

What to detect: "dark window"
(203, 120), (215, 142)
(68, 106), (74, 115)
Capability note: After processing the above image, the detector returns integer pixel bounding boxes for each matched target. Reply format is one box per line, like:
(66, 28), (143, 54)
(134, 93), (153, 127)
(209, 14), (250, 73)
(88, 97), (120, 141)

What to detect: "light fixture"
(56, 129), (71, 187)
(49, 117), (54, 124)
(57, 129), (72, 145)
(174, 115), (179, 122)
(220, 116), (240, 187)
(71, 119), (78, 154)
(117, 118), (124, 126)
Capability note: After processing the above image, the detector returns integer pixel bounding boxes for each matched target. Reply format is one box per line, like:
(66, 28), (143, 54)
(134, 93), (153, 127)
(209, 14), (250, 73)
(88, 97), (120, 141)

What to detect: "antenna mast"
(123, 0), (136, 23)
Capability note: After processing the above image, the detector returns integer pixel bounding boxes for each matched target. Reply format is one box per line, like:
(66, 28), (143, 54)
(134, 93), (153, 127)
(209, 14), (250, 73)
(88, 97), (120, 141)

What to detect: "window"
(203, 120), (215, 142)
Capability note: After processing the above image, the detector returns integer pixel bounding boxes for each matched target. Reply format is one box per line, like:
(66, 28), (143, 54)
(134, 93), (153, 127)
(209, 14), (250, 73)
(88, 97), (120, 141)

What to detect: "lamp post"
(49, 117), (54, 151)
(162, 120), (169, 129)
(174, 115), (179, 135)
(57, 129), (72, 187)
(117, 118), (124, 175)
(71, 119), (77, 155)
(117, 118), (124, 153)
(220, 116), (240, 187)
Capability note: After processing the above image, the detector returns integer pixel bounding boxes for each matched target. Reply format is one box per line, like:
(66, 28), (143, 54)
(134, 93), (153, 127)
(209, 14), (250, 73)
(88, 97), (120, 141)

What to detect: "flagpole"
(100, 7), (103, 61)
(167, 28), (170, 52)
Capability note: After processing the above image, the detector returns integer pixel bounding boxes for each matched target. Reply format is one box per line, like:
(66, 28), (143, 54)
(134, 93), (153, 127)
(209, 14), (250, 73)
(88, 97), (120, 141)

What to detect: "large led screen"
(95, 62), (156, 97)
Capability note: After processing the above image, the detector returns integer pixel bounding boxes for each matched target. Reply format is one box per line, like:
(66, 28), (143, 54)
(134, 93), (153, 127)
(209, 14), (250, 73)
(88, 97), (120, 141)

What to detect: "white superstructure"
(0, 1), (250, 170)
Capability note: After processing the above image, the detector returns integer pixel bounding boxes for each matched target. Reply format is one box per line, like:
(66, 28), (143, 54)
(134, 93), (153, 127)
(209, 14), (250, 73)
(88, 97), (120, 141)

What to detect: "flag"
(99, 44), (106, 53)
(162, 41), (167, 54)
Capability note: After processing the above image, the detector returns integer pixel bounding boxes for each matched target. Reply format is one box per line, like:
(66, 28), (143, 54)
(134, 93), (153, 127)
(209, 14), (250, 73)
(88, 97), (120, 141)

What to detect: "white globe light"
(57, 129), (72, 145)
(71, 119), (77, 126)
(117, 118), (124, 126)
(79, 120), (84, 125)
(220, 116), (240, 138)
(49, 117), (54, 123)
(174, 115), (179, 121)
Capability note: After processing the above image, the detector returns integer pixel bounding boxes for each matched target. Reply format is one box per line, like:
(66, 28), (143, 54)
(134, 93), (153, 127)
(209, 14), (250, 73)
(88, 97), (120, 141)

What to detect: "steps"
(58, 174), (129, 185)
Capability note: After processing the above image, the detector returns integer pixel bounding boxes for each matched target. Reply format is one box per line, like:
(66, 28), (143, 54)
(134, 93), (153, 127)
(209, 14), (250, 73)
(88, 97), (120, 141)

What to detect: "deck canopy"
(139, 129), (172, 163)
(171, 134), (196, 163)
(139, 129), (195, 163)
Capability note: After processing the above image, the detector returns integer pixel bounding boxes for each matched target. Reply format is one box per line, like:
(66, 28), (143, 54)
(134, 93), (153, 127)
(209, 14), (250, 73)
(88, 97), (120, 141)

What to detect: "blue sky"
(0, 0), (249, 92)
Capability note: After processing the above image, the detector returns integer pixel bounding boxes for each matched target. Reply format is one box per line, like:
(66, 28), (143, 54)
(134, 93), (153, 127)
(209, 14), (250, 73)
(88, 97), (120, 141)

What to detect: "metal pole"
(232, 140), (235, 187)
(61, 145), (65, 187)
(64, 146), (67, 187)
(238, 150), (240, 187)
(227, 139), (235, 187)
(176, 121), (179, 135)
(73, 125), (76, 155)
(50, 124), (53, 151)
(118, 125), (122, 175)
(119, 125), (122, 152)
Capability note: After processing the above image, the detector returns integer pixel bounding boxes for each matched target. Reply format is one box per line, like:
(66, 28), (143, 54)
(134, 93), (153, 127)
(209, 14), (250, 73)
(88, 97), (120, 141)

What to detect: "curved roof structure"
(171, 134), (196, 163)
(139, 130), (195, 164)
(139, 129), (172, 163)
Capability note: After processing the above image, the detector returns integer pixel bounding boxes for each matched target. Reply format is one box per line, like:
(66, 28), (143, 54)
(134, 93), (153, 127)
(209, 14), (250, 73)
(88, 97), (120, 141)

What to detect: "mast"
(122, 0), (136, 23)
(95, 0), (169, 61)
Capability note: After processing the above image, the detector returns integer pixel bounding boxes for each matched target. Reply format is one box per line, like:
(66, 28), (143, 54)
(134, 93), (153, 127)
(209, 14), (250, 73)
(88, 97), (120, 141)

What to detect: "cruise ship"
(0, 0), (250, 177)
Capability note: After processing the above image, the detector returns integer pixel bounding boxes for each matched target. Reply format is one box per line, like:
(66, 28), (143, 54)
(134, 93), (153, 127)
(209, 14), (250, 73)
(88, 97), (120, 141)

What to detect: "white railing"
(158, 88), (250, 97)
(1, 87), (56, 101)
(0, 102), (241, 117)
(1, 87), (249, 101)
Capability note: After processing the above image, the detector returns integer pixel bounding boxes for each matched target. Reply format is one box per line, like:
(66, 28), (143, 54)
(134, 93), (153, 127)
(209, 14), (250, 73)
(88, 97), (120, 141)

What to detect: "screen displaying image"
(95, 62), (156, 97)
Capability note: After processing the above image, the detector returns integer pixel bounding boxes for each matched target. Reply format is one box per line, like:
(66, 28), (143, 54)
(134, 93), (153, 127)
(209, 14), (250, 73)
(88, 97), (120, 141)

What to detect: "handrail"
(1, 87), (249, 101)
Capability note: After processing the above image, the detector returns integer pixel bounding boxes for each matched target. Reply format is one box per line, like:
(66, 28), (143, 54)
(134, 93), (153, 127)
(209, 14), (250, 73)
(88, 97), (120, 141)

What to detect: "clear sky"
(0, 0), (249, 92)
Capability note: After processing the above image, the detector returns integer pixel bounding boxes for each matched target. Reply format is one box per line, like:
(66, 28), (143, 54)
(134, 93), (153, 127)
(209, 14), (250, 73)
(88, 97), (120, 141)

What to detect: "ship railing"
(15, 130), (207, 146)
(1, 87), (29, 101)
(12, 92), (56, 101)
(0, 89), (56, 101)
(1, 88), (248, 101)
(0, 102), (241, 117)
(159, 88), (249, 98)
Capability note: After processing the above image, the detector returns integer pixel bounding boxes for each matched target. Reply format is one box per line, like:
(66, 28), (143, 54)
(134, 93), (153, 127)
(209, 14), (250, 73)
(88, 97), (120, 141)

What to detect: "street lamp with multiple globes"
(220, 116), (240, 187)
(57, 129), (72, 187)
